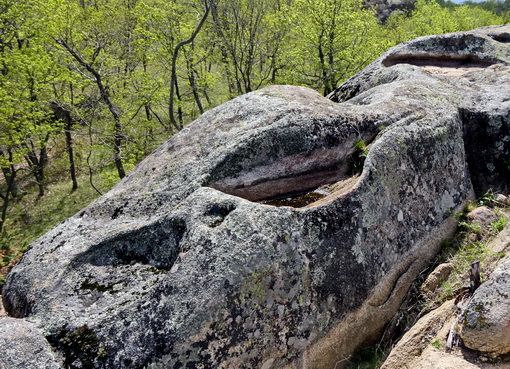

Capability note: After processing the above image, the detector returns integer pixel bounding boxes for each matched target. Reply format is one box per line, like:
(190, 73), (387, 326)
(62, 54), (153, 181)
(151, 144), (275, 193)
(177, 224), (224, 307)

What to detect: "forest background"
(0, 0), (508, 284)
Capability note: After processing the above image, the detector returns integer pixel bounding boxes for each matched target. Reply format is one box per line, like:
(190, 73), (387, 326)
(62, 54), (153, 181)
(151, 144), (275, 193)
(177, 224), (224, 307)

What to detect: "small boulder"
(466, 232), (481, 243)
(406, 349), (481, 369)
(0, 317), (61, 369)
(381, 300), (455, 369)
(462, 258), (510, 357)
(466, 206), (498, 228)
(495, 194), (509, 206)
(421, 263), (454, 295)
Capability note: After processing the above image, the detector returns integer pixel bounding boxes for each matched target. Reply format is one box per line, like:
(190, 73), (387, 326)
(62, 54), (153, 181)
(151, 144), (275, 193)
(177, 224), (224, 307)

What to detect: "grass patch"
(346, 346), (386, 369)
(437, 279), (455, 301)
(458, 221), (481, 235)
(350, 139), (370, 175)
(431, 338), (443, 350)
(490, 215), (508, 233)
(428, 202), (509, 308)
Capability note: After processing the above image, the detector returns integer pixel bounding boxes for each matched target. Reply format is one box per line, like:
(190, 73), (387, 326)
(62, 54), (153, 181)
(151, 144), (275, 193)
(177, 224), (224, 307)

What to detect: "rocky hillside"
(381, 199), (510, 369)
(1, 25), (510, 369)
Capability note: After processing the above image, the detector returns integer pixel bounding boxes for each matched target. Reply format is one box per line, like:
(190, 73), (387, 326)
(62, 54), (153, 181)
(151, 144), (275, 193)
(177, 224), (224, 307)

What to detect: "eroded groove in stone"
(259, 175), (362, 208)
(208, 127), (377, 206)
(72, 217), (186, 271)
(210, 159), (352, 202)
(260, 189), (328, 208)
(490, 32), (510, 43)
(382, 53), (496, 68)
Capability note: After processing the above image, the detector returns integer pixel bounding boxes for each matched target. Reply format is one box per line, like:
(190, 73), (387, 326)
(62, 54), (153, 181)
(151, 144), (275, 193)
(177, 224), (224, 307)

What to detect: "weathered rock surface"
(495, 194), (509, 206)
(383, 290), (510, 369)
(364, 0), (415, 22)
(421, 263), (454, 295)
(384, 218), (510, 369)
(462, 257), (510, 357)
(487, 215), (510, 254)
(2, 26), (510, 369)
(404, 350), (486, 369)
(0, 317), (62, 369)
(467, 206), (499, 228)
(381, 298), (510, 369)
(381, 300), (456, 369)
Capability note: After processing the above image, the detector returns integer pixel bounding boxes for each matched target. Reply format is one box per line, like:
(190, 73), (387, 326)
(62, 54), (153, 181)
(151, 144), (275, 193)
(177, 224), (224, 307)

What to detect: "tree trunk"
(185, 47), (205, 115)
(86, 118), (103, 196)
(113, 117), (126, 179)
(24, 137), (48, 198)
(37, 145), (47, 197)
(0, 172), (14, 234)
(0, 149), (16, 233)
(210, 1), (238, 98)
(175, 77), (184, 129)
(55, 39), (126, 179)
(1, 165), (18, 198)
(50, 100), (78, 191)
(169, 0), (210, 128)
(318, 35), (333, 96)
(64, 109), (78, 191)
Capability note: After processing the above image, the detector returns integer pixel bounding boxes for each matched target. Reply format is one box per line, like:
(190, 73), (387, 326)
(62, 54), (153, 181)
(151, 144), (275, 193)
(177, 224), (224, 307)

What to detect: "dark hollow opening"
(72, 217), (186, 271)
(383, 53), (497, 68)
(490, 33), (510, 43)
(460, 107), (510, 196)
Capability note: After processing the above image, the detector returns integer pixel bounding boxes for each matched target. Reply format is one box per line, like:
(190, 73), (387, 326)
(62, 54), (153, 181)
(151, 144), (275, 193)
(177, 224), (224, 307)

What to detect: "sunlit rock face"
(2, 25), (510, 369)
(364, 0), (415, 22)
(462, 257), (510, 357)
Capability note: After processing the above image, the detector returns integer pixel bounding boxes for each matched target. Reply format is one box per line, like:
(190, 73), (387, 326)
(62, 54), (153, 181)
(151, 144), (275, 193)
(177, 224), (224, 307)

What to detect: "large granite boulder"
(2, 25), (510, 369)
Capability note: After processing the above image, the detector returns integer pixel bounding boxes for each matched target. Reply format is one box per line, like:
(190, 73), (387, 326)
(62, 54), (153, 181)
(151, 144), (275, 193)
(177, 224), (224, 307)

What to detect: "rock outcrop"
(421, 263), (454, 296)
(382, 211), (510, 369)
(381, 300), (457, 369)
(364, 0), (415, 22)
(462, 257), (510, 357)
(467, 206), (499, 229)
(1, 26), (510, 369)
(0, 317), (62, 369)
(0, 297), (5, 318)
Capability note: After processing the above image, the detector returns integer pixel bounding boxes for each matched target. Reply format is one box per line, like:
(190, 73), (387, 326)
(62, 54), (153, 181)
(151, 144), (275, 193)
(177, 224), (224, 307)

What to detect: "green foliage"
(490, 216), (508, 233)
(458, 220), (482, 235)
(386, 0), (503, 43)
(285, 0), (389, 94)
(346, 346), (386, 369)
(454, 241), (489, 272)
(437, 279), (455, 301)
(479, 189), (496, 206)
(430, 208), (509, 307)
(431, 338), (443, 350)
(354, 139), (369, 157)
(350, 139), (370, 174)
